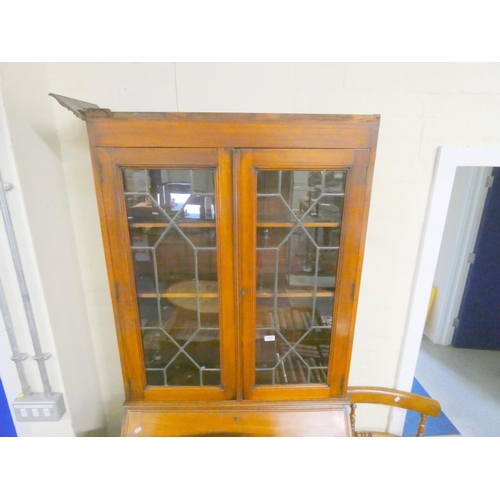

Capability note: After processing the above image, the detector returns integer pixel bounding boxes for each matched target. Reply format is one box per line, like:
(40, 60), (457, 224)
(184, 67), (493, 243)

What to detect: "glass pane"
(123, 167), (221, 387)
(257, 170), (346, 225)
(255, 169), (346, 386)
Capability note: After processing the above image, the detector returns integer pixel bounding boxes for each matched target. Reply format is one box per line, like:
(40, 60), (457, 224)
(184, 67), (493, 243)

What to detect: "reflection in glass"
(257, 170), (345, 225)
(255, 169), (346, 386)
(122, 167), (220, 387)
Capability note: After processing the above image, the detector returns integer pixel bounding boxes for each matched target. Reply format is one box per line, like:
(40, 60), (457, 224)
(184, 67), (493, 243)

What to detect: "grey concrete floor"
(415, 335), (500, 437)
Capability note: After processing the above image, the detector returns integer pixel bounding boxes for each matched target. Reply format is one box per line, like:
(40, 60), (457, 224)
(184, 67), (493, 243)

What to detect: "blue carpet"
(402, 379), (460, 436)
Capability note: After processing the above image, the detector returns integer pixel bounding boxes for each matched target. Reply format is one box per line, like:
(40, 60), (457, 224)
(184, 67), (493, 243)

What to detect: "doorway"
(451, 166), (500, 349)
(390, 146), (500, 435)
(424, 166), (493, 347)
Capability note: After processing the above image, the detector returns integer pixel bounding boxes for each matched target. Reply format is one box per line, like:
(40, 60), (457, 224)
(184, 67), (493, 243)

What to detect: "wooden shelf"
(138, 291), (218, 299)
(138, 290), (333, 299)
(257, 222), (340, 228)
(130, 221), (216, 229)
(256, 290), (333, 298)
(131, 221), (339, 229)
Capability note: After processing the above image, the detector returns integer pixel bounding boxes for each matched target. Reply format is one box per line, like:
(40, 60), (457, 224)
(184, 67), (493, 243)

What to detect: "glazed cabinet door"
(95, 148), (236, 401)
(238, 149), (372, 400)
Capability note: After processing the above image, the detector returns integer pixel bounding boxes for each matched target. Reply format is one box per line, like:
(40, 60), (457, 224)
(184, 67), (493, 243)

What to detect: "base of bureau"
(121, 400), (352, 437)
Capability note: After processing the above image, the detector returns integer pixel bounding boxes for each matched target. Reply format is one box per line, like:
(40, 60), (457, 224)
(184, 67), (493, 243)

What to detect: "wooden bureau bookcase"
(52, 94), (380, 436)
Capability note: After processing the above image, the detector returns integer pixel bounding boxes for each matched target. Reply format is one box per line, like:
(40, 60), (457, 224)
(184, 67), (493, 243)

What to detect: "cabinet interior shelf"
(138, 292), (218, 299)
(137, 290), (334, 299)
(257, 222), (341, 228)
(255, 291), (334, 298)
(130, 221), (216, 228)
(130, 221), (341, 229)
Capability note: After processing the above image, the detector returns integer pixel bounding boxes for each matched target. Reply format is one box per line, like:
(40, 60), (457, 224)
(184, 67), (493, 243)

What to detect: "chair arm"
(347, 386), (441, 418)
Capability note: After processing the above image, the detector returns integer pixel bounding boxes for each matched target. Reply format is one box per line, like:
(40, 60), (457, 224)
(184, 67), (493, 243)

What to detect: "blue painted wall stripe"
(0, 378), (17, 437)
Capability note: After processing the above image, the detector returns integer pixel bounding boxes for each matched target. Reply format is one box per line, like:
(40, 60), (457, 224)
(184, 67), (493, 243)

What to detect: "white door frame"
(431, 166), (492, 346)
(389, 146), (500, 435)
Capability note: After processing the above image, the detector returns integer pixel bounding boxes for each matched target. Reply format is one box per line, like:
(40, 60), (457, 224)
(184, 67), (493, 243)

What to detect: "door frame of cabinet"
(237, 148), (373, 400)
(94, 147), (237, 401)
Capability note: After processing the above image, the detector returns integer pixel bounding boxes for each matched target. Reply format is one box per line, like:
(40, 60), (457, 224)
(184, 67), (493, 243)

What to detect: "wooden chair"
(347, 386), (441, 437)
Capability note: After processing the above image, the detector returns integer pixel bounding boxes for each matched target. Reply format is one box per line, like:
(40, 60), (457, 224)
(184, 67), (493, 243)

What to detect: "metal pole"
(0, 278), (32, 395)
(0, 174), (53, 397)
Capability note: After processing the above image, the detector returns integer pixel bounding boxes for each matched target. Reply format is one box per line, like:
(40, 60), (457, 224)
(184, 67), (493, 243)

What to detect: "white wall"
(0, 64), (106, 436)
(1, 62), (500, 435)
